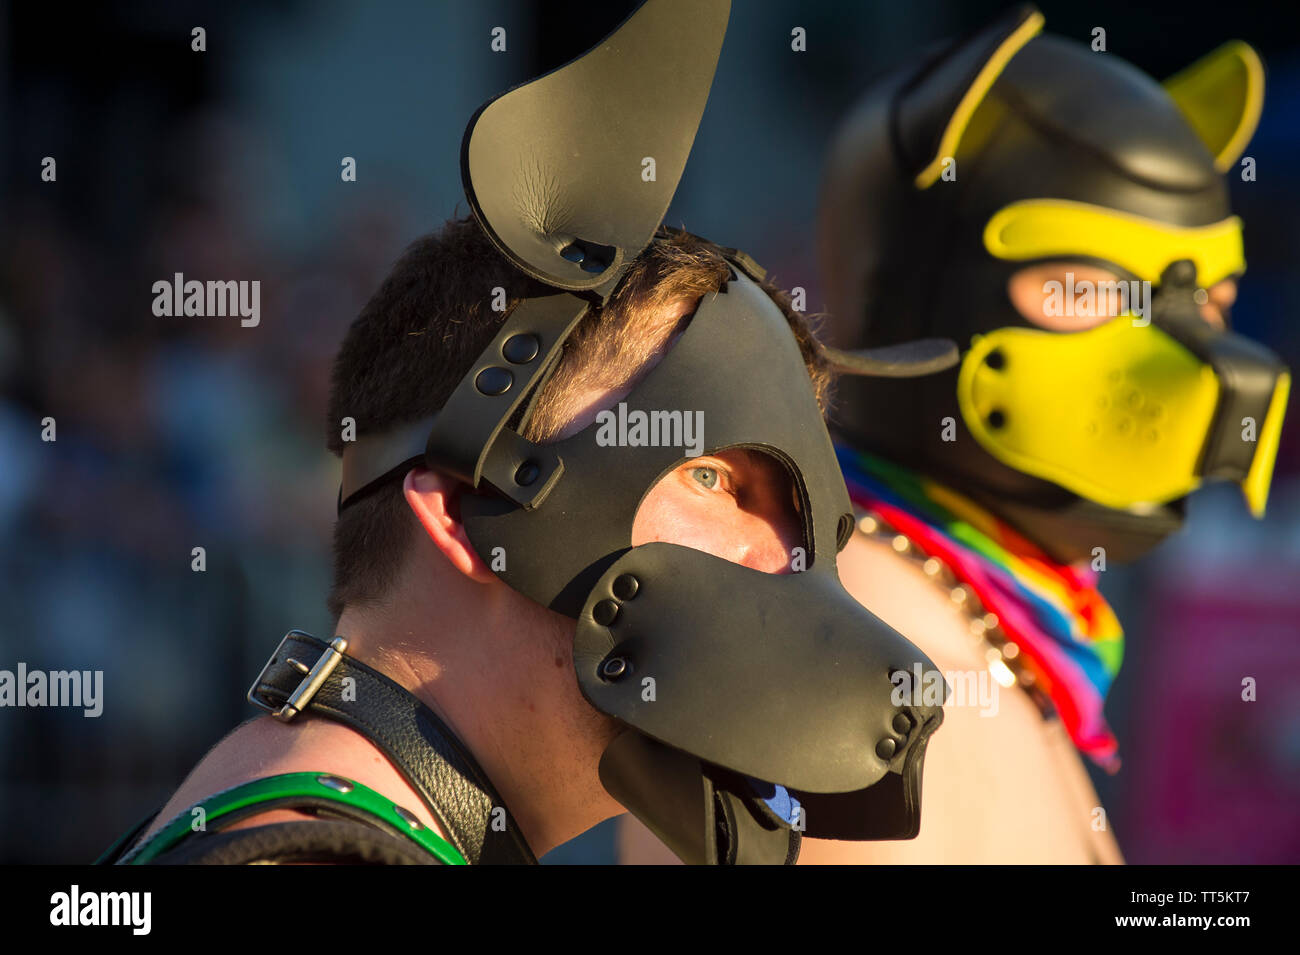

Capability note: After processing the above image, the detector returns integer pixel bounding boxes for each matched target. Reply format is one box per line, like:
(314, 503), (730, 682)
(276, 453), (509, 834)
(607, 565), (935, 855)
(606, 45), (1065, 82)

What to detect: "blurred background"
(1, 0), (1297, 863)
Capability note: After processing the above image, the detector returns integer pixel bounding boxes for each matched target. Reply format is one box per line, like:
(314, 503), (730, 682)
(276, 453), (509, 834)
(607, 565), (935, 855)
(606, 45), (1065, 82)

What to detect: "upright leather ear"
(1164, 40), (1265, 173)
(894, 4), (1044, 189)
(461, 0), (730, 299)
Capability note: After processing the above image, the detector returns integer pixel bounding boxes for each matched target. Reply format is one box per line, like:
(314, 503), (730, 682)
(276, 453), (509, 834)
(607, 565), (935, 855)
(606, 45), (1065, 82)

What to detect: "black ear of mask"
(819, 4), (1270, 564)
(338, 0), (959, 865)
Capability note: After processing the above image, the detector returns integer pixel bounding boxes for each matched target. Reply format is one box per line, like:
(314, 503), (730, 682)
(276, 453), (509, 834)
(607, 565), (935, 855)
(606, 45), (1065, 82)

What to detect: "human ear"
(403, 468), (496, 584)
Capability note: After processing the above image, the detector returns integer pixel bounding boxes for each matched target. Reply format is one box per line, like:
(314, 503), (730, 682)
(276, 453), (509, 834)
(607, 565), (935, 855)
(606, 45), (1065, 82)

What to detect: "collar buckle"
(247, 633), (349, 723)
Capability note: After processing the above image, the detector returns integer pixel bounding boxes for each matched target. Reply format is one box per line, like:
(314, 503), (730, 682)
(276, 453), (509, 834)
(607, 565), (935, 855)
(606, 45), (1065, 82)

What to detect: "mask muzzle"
(957, 260), (1289, 517)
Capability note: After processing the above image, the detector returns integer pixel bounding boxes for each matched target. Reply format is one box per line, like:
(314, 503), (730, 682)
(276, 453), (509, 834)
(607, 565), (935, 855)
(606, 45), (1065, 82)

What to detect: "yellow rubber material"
(1242, 371), (1290, 518)
(957, 319), (1222, 509)
(983, 199), (1245, 288)
(914, 10), (1045, 188)
(1164, 40), (1265, 174)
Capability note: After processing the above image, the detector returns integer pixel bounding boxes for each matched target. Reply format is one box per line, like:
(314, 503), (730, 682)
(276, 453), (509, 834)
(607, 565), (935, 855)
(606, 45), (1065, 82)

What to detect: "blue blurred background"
(1, 0), (1297, 863)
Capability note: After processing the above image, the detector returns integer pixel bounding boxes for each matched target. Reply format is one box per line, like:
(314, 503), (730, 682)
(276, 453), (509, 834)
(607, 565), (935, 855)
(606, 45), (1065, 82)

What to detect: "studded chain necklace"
(853, 507), (1055, 718)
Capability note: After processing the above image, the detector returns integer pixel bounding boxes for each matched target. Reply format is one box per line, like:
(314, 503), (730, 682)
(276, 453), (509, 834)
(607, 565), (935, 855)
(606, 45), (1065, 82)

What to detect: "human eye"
(690, 465), (721, 490)
(685, 459), (735, 495)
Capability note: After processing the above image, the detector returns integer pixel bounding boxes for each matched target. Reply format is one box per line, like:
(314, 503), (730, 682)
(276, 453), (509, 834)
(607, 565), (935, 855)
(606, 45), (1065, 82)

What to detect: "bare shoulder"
(132, 715), (450, 849)
(796, 534), (1107, 863)
(837, 533), (988, 672)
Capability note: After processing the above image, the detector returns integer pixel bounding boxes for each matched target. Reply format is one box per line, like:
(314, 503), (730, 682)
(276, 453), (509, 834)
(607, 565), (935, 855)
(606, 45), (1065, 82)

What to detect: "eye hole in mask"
(1007, 260), (1241, 332)
(630, 445), (810, 575)
(1006, 261), (1132, 331)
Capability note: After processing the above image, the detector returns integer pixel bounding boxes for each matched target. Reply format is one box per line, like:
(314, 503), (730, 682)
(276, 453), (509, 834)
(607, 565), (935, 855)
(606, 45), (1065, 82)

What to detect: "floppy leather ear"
(823, 339), (960, 378)
(1164, 40), (1265, 173)
(461, 0), (730, 300)
(895, 4), (1044, 189)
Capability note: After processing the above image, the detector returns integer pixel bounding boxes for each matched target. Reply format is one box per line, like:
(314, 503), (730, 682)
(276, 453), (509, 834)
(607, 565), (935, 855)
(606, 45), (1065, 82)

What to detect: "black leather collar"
(249, 630), (537, 865)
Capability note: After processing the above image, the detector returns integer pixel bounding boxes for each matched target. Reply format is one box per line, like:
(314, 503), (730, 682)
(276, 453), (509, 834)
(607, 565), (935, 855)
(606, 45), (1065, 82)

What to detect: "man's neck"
(332, 572), (625, 858)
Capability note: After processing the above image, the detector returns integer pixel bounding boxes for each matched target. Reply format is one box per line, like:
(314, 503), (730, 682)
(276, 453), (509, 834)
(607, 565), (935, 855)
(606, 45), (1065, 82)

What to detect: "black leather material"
(712, 782), (802, 866)
(339, 293), (591, 509)
(116, 792), (443, 866)
(249, 631), (537, 865)
(1151, 261), (1288, 481)
(95, 809), (162, 865)
(818, 5), (1287, 563)
(790, 703), (942, 840)
(333, 0), (959, 862)
(147, 820), (443, 866)
(462, 0), (729, 298)
(574, 541), (946, 795)
(597, 730), (801, 865)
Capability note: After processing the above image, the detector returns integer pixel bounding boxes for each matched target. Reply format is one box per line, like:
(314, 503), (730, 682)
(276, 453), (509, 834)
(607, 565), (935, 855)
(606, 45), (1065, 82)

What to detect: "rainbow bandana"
(837, 446), (1124, 771)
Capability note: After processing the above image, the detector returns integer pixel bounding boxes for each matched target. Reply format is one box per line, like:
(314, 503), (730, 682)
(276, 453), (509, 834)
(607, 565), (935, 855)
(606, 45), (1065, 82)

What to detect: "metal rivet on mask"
(601, 656), (628, 680)
(875, 737), (897, 760)
(502, 333), (540, 364)
(393, 805), (423, 829)
(987, 409), (1006, 429)
(475, 367), (513, 396)
(593, 599), (620, 626)
(515, 460), (540, 486)
(612, 574), (639, 600)
(985, 349), (1005, 370)
(316, 774), (353, 793)
(892, 713), (912, 736)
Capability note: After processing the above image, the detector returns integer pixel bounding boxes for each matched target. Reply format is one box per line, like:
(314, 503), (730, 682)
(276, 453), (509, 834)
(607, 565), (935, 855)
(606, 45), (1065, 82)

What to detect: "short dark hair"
(324, 216), (830, 621)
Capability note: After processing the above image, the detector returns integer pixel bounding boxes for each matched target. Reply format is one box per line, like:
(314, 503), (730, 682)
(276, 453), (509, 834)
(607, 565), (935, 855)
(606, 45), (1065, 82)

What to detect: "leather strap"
(115, 771), (466, 865)
(147, 820), (444, 866)
(249, 631), (537, 865)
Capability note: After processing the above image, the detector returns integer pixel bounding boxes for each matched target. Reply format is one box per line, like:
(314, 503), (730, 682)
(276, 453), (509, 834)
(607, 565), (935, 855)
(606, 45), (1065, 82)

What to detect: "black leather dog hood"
(339, 0), (952, 864)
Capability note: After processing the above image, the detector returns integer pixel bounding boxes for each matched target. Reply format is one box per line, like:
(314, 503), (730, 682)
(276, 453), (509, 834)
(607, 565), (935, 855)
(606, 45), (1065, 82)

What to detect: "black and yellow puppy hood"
(820, 4), (1289, 563)
(339, 0), (957, 864)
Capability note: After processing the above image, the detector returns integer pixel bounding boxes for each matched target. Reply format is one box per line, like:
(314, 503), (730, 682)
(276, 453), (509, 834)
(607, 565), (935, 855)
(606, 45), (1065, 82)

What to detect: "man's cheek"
(633, 491), (700, 542)
(661, 505), (739, 559)
(636, 502), (744, 564)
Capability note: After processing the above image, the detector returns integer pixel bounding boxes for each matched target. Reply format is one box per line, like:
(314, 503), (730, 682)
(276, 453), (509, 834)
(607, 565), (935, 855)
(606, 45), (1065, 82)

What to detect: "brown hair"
(324, 216), (830, 621)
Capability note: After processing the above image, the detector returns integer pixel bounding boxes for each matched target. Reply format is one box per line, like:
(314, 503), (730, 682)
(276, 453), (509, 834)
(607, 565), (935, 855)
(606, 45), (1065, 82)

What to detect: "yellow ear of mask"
(1164, 40), (1265, 173)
